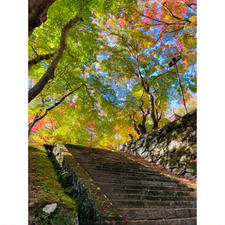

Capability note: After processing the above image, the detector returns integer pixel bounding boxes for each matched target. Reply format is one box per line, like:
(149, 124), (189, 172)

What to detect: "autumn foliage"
(28, 0), (196, 148)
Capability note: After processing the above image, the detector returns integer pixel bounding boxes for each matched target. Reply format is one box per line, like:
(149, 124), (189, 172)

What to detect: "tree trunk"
(28, 15), (83, 103)
(135, 73), (159, 130)
(133, 122), (140, 135)
(174, 64), (188, 114)
(147, 93), (158, 130)
(129, 133), (133, 140)
(138, 124), (146, 135)
(29, 0), (56, 36)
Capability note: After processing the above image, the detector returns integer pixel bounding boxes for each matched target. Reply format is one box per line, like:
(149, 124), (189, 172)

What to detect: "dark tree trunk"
(138, 124), (146, 135)
(133, 122), (140, 135)
(29, 0), (56, 36)
(129, 133), (133, 140)
(144, 89), (159, 130)
(28, 15), (83, 103)
(134, 71), (159, 130)
(148, 93), (159, 130)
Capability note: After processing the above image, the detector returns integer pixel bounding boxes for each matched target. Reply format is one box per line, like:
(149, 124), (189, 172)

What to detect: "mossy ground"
(29, 144), (77, 225)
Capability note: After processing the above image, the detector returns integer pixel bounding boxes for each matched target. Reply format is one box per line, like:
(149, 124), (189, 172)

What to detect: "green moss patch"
(29, 145), (77, 225)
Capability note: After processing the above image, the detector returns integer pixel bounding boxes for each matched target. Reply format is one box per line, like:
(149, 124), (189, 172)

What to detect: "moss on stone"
(29, 145), (77, 225)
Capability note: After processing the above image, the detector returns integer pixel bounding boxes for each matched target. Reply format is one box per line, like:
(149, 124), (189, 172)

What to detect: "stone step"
(75, 161), (163, 173)
(112, 200), (196, 208)
(85, 169), (193, 187)
(107, 193), (196, 202)
(95, 181), (192, 191)
(67, 151), (153, 167)
(85, 167), (172, 179)
(89, 171), (180, 181)
(93, 175), (183, 186)
(77, 160), (159, 171)
(100, 186), (195, 196)
(104, 217), (196, 225)
(118, 208), (196, 220)
(107, 190), (196, 198)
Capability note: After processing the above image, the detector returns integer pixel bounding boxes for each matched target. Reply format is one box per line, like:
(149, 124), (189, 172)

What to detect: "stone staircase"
(63, 144), (196, 225)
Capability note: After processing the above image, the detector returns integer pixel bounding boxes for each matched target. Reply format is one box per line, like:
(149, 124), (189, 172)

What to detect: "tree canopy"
(28, 0), (197, 149)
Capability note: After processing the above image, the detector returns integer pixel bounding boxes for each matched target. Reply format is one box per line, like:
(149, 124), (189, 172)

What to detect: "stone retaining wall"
(120, 110), (197, 180)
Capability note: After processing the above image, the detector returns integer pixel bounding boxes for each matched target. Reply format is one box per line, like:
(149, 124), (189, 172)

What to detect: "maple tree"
(28, 0), (197, 148)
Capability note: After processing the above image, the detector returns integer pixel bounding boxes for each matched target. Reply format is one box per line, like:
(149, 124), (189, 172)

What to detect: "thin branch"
(161, 2), (191, 23)
(82, 82), (96, 107)
(178, 1), (197, 11)
(28, 84), (84, 135)
(167, 27), (184, 34)
(28, 53), (55, 70)
(154, 25), (168, 45)
(28, 43), (39, 58)
(135, 9), (186, 26)
(149, 71), (170, 85)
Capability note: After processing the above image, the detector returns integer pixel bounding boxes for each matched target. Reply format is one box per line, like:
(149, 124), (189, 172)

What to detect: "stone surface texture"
(42, 203), (57, 214)
(64, 144), (196, 225)
(120, 110), (197, 180)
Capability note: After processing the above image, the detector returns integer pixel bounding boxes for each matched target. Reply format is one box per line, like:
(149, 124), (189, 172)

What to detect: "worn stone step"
(84, 162), (160, 171)
(85, 167), (170, 179)
(100, 186), (195, 196)
(107, 190), (196, 198)
(95, 181), (192, 192)
(76, 161), (163, 173)
(87, 170), (193, 188)
(90, 172), (193, 191)
(91, 172), (181, 183)
(107, 193), (196, 202)
(126, 217), (196, 225)
(118, 208), (196, 220)
(112, 200), (196, 208)
(93, 177), (184, 187)
(104, 217), (196, 225)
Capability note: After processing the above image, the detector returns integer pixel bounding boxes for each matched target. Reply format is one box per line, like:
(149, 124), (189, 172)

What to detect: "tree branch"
(28, 15), (83, 103)
(178, 1), (197, 11)
(135, 9), (186, 26)
(28, 53), (55, 70)
(161, 2), (191, 23)
(129, 112), (140, 135)
(28, 84), (84, 135)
